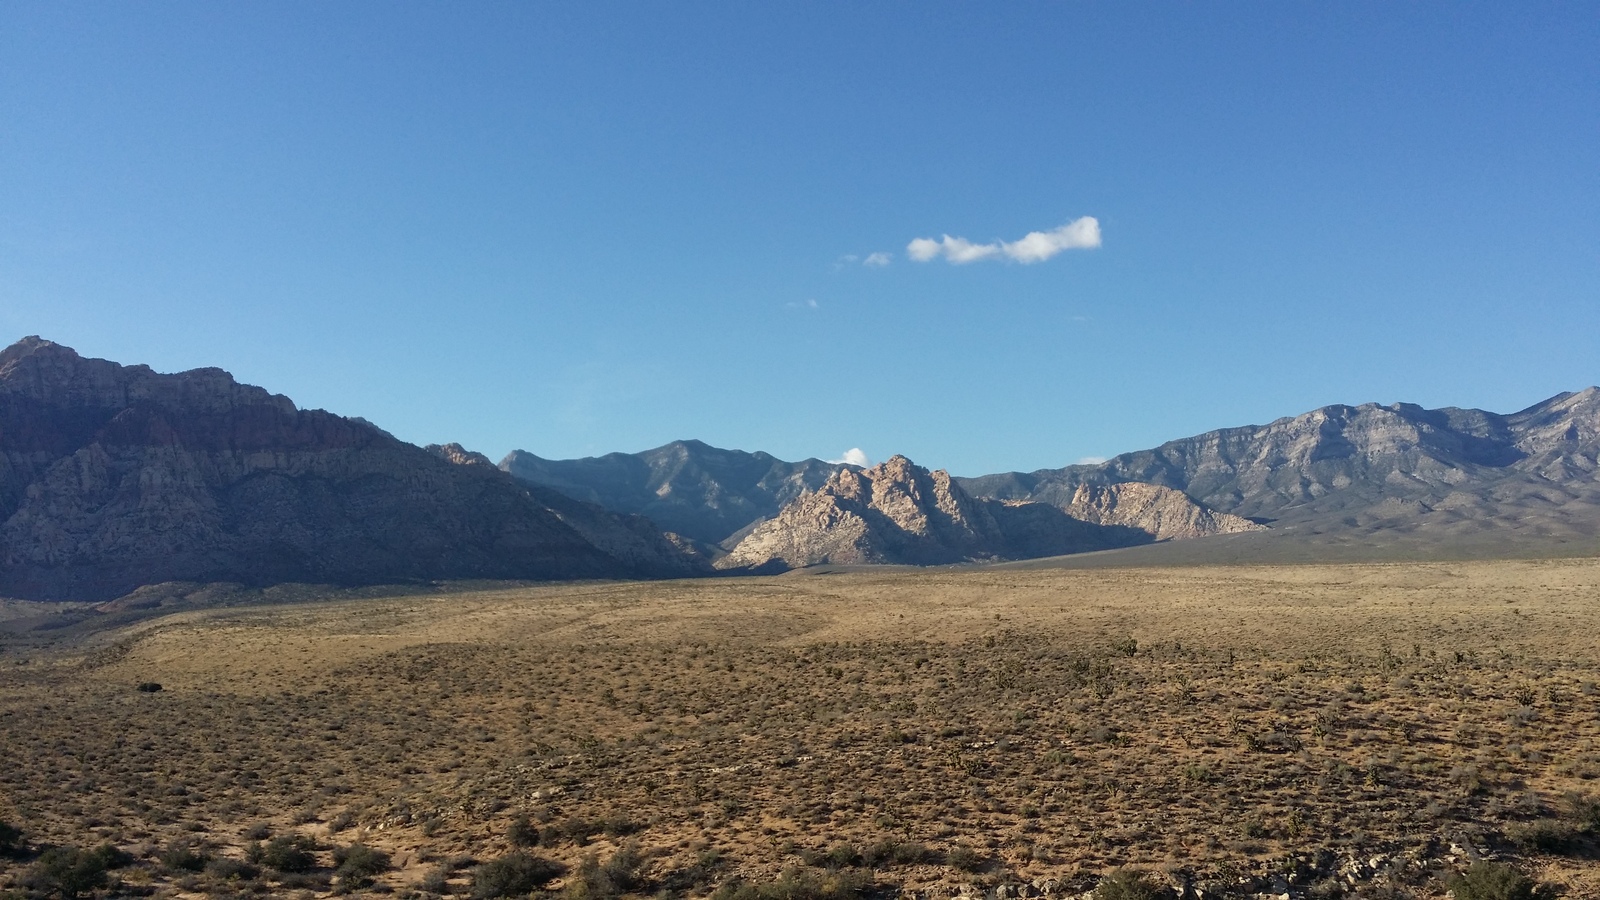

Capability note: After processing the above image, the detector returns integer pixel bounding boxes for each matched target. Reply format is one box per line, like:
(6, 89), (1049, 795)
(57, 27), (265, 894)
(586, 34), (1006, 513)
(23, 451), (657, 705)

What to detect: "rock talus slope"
(0, 337), (704, 600)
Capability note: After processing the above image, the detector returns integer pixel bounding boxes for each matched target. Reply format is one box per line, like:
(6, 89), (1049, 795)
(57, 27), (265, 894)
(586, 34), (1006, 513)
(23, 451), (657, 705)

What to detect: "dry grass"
(2, 559), (1600, 898)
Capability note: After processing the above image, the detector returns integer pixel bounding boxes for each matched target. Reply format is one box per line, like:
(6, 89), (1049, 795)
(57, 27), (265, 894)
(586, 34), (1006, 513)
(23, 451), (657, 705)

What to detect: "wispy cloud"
(829, 448), (870, 466)
(785, 298), (820, 310)
(908, 217), (1101, 265)
(1075, 455), (1107, 465)
(836, 252), (893, 270)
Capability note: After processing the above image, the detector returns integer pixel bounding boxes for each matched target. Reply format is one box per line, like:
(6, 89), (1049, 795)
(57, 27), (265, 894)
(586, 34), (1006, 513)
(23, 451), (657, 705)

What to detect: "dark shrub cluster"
(471, 850), (566, 899)
(249, 833), (319, 873)
(333, 843), (391, 891)
(1446, 862), (1557, 900)
(712, 867), (872, 900)
(22, 844), (132, 900)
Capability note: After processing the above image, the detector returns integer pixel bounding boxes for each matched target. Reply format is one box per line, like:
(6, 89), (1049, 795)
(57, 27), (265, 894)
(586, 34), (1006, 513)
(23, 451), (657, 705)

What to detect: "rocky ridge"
(0, 337), (705, 600)
(957, 389), (1600, 549)
(502, 440), (845, 546)
(1064, 482), (1264, 541)
(715, 455), (1235, 571)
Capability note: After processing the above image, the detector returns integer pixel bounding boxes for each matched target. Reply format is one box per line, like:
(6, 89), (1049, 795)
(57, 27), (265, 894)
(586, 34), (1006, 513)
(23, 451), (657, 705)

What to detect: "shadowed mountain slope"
(958, 389), (1600, 552)
(501, 441), (845, 545)
(0, 338), (704, 600)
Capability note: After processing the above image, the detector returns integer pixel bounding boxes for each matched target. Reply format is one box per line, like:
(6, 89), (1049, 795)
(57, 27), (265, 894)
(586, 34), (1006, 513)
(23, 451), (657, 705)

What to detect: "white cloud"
(1075, 456), (1107, 465)
(907, 217), (1101, 265)
(829, 448), (870, 466)
(862, 252), (891, 267)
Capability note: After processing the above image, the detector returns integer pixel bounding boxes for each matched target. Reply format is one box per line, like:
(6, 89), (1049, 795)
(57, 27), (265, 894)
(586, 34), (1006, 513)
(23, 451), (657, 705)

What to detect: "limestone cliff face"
(1065, 483), (1265, 541)
(715, 455), (1200, 571)
(0, 337), (705, 600)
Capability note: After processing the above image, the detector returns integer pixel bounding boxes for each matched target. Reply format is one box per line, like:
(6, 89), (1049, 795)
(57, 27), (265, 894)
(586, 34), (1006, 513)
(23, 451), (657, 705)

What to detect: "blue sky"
(3, 3), (1597, 476)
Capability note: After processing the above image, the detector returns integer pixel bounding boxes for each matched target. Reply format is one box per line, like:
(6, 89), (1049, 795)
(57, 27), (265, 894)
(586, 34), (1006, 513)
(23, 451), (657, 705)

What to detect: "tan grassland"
(3, 558), (1600, 898)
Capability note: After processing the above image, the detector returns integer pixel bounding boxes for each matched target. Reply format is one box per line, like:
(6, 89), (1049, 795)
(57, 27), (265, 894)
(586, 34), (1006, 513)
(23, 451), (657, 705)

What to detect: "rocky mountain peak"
(426, 442), (496, 467)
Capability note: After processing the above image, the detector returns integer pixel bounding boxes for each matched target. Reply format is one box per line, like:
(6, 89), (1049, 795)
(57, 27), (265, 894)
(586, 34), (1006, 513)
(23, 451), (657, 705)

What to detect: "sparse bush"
(136, 681), (163, 693)
(860, 840), (935, 868)
(945, 845), (986, 872)
(801, 843), (862, 870)
(206, 856), (261, 881)
(242, 822), (273, 840)
(421, 865), (452, 894)
(471, 850), (565, 899)
(507, 813), (540, 847)
(565, 842), (650, 900)
(159, 838), (210, 872)
(1094, 868), (1164, 900)
(712, 867), (871, 900)
(22, 845), (126, 899)
(1506, 818), (1582, 854)
(1445, 862), (1556, 900)
(333, 843), (391, 891)
(252, 834), (318, 873)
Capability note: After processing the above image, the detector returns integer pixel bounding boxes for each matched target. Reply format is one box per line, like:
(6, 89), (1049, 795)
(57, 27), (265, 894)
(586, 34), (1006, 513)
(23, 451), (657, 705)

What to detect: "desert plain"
(2, 558), (1599, 898)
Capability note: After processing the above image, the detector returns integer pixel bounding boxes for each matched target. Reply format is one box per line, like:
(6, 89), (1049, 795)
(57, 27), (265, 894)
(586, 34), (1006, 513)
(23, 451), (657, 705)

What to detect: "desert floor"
(2, 558), (1599, 898)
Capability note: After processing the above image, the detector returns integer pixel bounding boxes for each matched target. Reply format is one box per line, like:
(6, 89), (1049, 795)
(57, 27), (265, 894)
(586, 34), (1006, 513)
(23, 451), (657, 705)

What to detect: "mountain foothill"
(2, 335), (1596, 600)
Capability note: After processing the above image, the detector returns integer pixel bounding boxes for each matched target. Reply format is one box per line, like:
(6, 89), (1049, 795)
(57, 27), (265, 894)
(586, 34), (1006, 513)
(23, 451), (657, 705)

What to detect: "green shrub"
(471, 850), (566, 899)
(507, 814), (540, 848)
(800, 843), (862, 870)
(860, 840), (935, 868)
(564, 842), (650, 900)
(1506, 818), (1582, 854)
(712, 867), (872, 900)
(206, 856), (261, 881)
(159, 838), (210, 872)
(1445, 862), (1557, 900)
(333, 843), (391, 891)
(1094, 868), (1164, 900)
(945, 845), (986, 872)
(22, 846), (121, 899)
(252, 834), (318, 873)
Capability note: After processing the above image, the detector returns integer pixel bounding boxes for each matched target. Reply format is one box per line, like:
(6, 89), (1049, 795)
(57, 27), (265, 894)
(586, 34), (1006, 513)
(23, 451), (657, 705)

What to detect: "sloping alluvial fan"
(956, 390), (1600, 545)
(715, 455), (1256, 571)
(502, 441), (844, 546)
(0, 337), (704, 600)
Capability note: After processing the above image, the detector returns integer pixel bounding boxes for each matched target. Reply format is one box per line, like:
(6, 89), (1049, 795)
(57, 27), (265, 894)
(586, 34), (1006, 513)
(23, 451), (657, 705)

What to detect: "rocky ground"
(1, 560), (1599, 898)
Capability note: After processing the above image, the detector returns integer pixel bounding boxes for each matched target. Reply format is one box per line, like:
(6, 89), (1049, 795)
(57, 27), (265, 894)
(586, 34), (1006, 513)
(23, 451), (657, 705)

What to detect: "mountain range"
(0, 337), (703, 600)
(712, 455), (1261, 572)
(504, 390), (1600, 566)
(501, 442), (838, 547)
(4, 335), (1597, 600)
(957, 389), (1600, 560)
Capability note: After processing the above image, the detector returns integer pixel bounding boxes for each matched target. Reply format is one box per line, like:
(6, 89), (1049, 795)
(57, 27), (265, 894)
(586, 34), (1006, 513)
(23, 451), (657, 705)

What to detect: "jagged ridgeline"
(0, 337), (706, 600)
(712, 455), (1260, 572)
